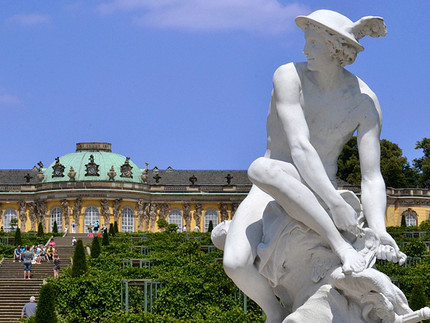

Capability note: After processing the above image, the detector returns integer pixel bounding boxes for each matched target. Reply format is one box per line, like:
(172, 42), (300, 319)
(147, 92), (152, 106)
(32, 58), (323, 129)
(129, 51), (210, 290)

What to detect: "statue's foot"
(337, 246), (366, 274)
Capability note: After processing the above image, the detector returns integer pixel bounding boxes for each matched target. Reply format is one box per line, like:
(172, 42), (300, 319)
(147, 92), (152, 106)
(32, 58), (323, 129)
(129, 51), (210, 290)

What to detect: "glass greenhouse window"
(204, 209), (218, 232)
(121, 207), (135, 232)
(51, 207), (63, 232)
(84, 206), (100, 233)
(3, 208), (17, 232)
(168, 209), (183, 231)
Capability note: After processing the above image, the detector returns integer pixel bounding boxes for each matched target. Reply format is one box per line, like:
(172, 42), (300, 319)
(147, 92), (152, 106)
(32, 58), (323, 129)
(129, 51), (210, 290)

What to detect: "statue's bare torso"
(266, 62), (377, 185)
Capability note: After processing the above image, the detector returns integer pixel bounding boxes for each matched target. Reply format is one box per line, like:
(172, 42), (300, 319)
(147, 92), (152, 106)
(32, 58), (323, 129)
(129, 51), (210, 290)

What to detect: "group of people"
(14, 238), (60, 279)
(87, 221), (106, 238)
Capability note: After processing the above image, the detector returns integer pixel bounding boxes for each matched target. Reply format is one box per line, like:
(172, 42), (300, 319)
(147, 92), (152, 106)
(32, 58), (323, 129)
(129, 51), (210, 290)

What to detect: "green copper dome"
(42, 143), (144, 183)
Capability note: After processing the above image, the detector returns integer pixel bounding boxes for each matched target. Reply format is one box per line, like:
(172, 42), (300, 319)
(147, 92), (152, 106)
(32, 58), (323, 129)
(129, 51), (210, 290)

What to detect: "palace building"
(0, 142), (429, 233)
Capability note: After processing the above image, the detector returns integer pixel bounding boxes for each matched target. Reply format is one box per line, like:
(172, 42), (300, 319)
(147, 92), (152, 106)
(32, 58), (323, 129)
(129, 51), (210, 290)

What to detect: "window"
(121, 207), (134, 232)
(51, 207), (63, 232)
(168, 209), (182, 231)
(84, 206), (100, 233)
(204, 209), (218, 232)
(405, 213), (417, 227)
(3, 209), (17, 232)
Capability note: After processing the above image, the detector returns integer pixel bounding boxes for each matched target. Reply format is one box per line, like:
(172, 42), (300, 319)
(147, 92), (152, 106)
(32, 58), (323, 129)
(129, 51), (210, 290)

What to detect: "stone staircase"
(0, 279), (42, 322)
(0, 235), (81, 322)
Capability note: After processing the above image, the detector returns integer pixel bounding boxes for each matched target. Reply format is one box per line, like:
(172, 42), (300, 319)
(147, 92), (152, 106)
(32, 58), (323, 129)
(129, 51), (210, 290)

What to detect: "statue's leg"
(248, 157), (365, 274)
(224, 186), (288, 323)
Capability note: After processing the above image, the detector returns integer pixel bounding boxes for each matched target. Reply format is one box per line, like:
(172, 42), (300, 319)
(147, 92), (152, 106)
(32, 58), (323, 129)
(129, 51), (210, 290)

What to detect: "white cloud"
(0, 89), (21, 105)
(7, 14), (51, 27)
(96, 0), (310, 34)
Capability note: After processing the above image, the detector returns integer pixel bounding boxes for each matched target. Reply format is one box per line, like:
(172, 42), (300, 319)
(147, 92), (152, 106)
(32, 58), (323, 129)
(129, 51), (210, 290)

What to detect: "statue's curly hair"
(305, 22), (358, 67)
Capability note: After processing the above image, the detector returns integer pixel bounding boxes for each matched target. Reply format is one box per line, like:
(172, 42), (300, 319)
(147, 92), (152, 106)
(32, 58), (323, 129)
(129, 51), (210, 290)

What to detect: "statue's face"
(303, 29), (333, 71)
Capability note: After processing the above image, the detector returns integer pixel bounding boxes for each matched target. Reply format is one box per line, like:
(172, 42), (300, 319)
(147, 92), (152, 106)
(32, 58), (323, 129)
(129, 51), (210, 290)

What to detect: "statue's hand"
(376, 231), (407, 265)
(331, 201), (359, 234)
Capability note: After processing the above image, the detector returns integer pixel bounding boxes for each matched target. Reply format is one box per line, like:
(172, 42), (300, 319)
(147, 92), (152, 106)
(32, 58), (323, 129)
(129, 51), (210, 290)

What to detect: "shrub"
(166, 224), (178, 233)
(208, 220), (214, 233)
(409, 281), (428, 310)
(91, 236), (101, 258)
(401, 215), (407, 227)
(102, 229), (109, 246)
(37, 222), (44, 237)
(109, 223), (115, 237)
(157, 219), (168, 232)
(35, 283), (57, 323)
(403, 240), (427, 258)
(52, 221), (58, 234)
(71, 240), (88, 277)
(114, 221), (119, 233)
(14, 228), (22, 246)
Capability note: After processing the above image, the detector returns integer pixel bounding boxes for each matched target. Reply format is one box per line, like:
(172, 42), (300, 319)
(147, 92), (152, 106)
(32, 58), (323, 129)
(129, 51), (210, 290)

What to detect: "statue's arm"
(273, 64), (357, 232)
(357, 94), (405, 263)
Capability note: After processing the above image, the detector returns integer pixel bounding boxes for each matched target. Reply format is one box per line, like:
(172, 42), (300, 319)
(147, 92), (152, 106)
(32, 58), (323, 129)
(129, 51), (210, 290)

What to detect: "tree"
(166, 224), (178, 233)
(37, 222), (44, 237)
(102, 229), (109, 246)
(208, 220), (214, 233)
(14, 227), (22, 246)
(401, 215), (407, 227)
(91, 236), (101, 258)
(157, 218), (168, 232)
(114, 221), (119, 233)
(337, 137), (418, 187)
(109, 223), (115, 237)
(52, 221), (58, 234)
(71, 239), (88, 277)
(35, 283), (57, 323)
(413, 138), (430, 187)
(409, 281), (428, 311)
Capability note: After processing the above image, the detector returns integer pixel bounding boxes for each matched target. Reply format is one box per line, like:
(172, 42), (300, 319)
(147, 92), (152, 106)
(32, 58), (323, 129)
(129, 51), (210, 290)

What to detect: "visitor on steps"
(72, 236), (77, 246)
(13, 245), (22, 262)
(49, 238), (56, 248)
(46, 245), (54, 262)
(72, 221), (76, 233)
(21, 296), (37, 318)
(94, 220), (99, 233)
(22, 245), (33, 279)
(53, 253), (60, 278)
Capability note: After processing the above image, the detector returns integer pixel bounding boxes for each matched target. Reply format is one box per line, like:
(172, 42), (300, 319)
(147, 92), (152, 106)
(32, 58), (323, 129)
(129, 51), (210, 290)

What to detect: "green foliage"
(166, 224), (178, 233)
(49, 273), (121, 322)
(414, 138), (430, 187)
(403, 240), (427, 257)
(409, 281), (428, 310)
(109, 223), (115, 236)
(102, 229), (110, 246)
(71, 239), (88, 277)
(14, 228), (22, 246)
(337, 137), (418, 187)
(208, 220), (214, 233)
(37, 222), (44, 237)
(10, 218), (18, 230)
(114, 221), (119, 233)
(35, 283), (57, 323)
(52, 221), (58, 234)
(157, 219), (168, 232)
(401, 215), (407, 227)
(91, 236), (101, 258)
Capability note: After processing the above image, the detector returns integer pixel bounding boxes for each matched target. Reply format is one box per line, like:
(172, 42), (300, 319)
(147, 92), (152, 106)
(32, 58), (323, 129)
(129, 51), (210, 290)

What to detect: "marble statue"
(212, 9), (430, 323)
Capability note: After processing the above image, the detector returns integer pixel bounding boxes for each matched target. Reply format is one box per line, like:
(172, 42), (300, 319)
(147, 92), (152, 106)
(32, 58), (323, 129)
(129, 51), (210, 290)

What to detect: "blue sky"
(0, 1), (429, 171)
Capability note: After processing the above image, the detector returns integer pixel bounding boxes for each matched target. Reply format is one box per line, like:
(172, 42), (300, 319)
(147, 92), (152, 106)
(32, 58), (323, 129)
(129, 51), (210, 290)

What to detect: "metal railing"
(120, 279), (163, 314)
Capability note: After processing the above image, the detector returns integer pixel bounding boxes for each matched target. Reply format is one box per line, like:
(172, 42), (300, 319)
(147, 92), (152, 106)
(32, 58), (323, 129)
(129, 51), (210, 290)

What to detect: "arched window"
(3, 208), (17, 232)
(84, 206), (100, 233)
(121, 207), (134, 232)
(168, 209), (182, 231)
(401, 208), (418, 227)
(50, 207), (63, 233)
(204, 209), (219, 232)
(405, 213), (417, 227)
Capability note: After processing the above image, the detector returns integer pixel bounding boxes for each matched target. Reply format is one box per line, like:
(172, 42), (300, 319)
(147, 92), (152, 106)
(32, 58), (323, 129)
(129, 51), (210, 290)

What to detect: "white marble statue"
(212, 9), (430, 323)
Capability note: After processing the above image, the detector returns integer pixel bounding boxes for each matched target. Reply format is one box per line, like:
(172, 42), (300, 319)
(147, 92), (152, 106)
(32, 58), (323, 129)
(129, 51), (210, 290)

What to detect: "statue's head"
(296, 10), (386, 67)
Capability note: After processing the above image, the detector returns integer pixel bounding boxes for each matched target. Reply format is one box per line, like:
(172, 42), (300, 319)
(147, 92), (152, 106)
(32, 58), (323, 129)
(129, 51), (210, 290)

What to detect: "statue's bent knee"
(248, 157), (274, 185)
